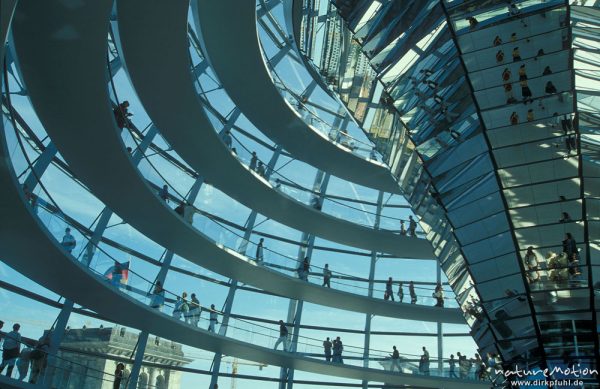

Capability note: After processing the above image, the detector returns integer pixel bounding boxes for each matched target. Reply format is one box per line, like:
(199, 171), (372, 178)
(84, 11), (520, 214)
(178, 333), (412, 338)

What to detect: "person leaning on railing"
(150, 281), (165, 311)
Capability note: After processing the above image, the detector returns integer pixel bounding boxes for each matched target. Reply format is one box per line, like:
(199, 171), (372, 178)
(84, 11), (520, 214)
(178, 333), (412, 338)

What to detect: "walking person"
(190, 293), (201, 327)
(563, 232), (577, 259)
(397, 282), (404, 303)
(434, 282), (444, 307)
(512, 47), (521, 62)
(208, 304), (219, 332)
(521, 79), (533, 104)
(181, 292), (191, 325)
(256, 238), (265, 262)
(256, 161), (266, 177)
(113, 100), (133, 130)
(249, 152), (258, 171)
(273, 320), (289, 351)
(496, 49), (505, 63)
(518, 64), (528, 82)
(61, 227), (76, 253)
(419, 346), (430, 375)
(457, 352), (468, 378)
(561, 114), (574, 133)
(563, 232), (581, 276)
(0, 324), (21, 377)
(449, 354), (458, 377)
(504, 83), (516, 104)
(332, 337), (344, 364)
(409, 281), (417, 304)
(487, 352), (498, 380)
(172, 296), (183, 320)
(322, 264), (332, 288)
(323, 337), (332, 362)
(474, 353), (486, 380)
(502, 67), (511, 82)
(385, 277), (395, 301)
(150, 281), (165, 311)
(113, 362), (125, 389)
(158, 184), (169, 202)
(408, 216), (417, 237)
(390, 346), (401, 372)
(298, 257), (311, 281)
(566, 133), (577, 154)
(399, 220), (407, 235)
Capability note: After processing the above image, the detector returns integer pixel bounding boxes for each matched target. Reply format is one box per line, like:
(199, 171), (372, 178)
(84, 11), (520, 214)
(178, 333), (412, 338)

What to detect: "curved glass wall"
(299, 0), (600, 384)
(0, 1), (488, 388)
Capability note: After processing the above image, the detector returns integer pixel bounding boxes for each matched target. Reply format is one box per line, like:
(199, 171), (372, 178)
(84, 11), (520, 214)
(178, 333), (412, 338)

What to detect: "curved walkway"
(191, 0), (402, 194)
(0, 121), (484, 389)
(112, 0), (433, 259)
(0, 0), (17, 60)
(9, 0), (462, 324)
